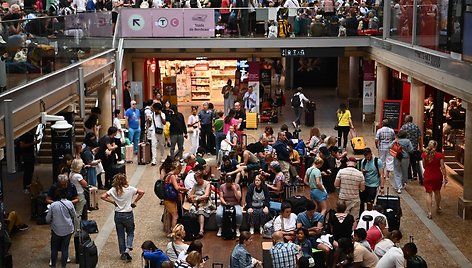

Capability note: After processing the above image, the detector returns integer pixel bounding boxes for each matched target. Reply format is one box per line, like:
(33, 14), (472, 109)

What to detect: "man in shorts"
(359, 148), (385, 216)
(375, 119), (395, 179)
(226, 150), (261, 181)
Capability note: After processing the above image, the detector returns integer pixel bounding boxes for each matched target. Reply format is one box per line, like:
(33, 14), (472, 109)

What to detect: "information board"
(381, 100), (403, 131)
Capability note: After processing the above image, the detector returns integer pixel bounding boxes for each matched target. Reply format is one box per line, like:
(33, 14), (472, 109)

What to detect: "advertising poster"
(248, 62), (260, 113)
(362, 59), (375, 113)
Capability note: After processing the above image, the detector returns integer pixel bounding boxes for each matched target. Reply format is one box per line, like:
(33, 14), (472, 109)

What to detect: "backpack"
(86, 0), (96, 11)
(407, 256), (427, 268)
(154, 179), (165, 199)
(278, 19), (291, 38)
(291, 93), (301, 107)
(362, 157), (380, 176)
(389, 138), (403, 160)
(190, 0), (198, 8)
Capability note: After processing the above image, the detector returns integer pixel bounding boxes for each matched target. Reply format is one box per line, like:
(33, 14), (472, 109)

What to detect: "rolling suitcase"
(350, 129), (366, 155)
(137, 142), (151, 165)
(77, 230), (98, 268)
(376, 188), (402, 231)
(110, 164), (126, 179)
(74, 231), (91, 264)
(88, 186), (99, 210)
(124, 144), (134, 163)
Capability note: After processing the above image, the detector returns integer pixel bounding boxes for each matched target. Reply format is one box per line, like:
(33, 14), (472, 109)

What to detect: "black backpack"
(222, 205), (236, 240)
(291, 94), (301, 107)
(190, 0), (198, 8)
(361, 157), (380, 176)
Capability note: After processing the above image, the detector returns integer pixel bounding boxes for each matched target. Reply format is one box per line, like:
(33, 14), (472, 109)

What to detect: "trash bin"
(305, 101), (316, 127)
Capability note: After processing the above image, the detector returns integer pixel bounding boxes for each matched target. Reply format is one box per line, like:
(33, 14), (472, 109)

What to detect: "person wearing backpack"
(389, 130), (413, 194)
(291, 87), (309, 128)
(359, 148), (385, 217)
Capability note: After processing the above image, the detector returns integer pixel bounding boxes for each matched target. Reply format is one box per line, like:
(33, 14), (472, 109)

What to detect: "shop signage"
(260, 68), (271, 87)
(414, 51), (441, 68)
(153, 9), (184, 37)
(85, 71), (113, 96)
(237, 60), (249, 82)
(381, 100), (403, 131)
(121, 9), (152, 37)
(281, 48), (344, 57)
(183, 9), (215, 37)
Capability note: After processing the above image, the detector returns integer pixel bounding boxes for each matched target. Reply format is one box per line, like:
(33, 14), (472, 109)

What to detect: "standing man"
(334, 157), (365, 219)
(270, 231), (299, 268)
(149, 102), (166, 165)
(169, 105), (187, 160)
(274, 60), (283, 86)
(234, 102), (246, 131)
(124, 100), (141, 155)
(375, 119), (396, 180)
(400, 115), (424, 184)
(222, 79), (234, 115)
(198, 102), (214, 154)
(243, 86), (257, 112)
(19, 129), (39, 193)
(123, 81), (132, 111)
(359, 148), (384, 216)
(272, 132), (292, 183)
(291, 87), (309, 128)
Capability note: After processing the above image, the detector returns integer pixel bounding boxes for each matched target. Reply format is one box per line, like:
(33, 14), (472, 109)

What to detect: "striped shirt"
(375, 127), (395, 151)
(336, 167), (364, 200)
(270, 242), (299, 268)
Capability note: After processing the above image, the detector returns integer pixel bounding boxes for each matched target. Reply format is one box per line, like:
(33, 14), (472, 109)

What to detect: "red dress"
(422, 152), (444, 193)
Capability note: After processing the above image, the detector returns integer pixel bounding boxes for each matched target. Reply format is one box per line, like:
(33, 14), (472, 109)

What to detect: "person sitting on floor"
(273, 202), (298, 242)
(374, 230), (403, 259)
(142, 240), (170, 268)
(4, 210), (28, 233)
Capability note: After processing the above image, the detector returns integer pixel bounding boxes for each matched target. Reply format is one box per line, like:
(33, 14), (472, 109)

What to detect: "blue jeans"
(114, 212), (135, 254)
(393, 157), (410, 191)
(215, 132), (225, 156)
(216, 205), (243, 227)
(294, 106), (302, 125)
(51, 231), (72, 267)
(128, 127), (141, 153)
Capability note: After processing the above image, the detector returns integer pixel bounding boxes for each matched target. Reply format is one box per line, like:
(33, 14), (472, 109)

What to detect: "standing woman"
(69, 159), (88, 226)
(336, 103), (354, 150)
(305, 157), (327, 216)
(222, 79), (234, 115)
(422, 140), (447, 219)
(46, 189), (76, 268)
(163, 161), (188, 231)
(112, 109), (124, 164)
(187, 106), (200, 155)
(101, 174), (145, 261)
(245, 175), (270, 235)
(390, 130), (413, 194)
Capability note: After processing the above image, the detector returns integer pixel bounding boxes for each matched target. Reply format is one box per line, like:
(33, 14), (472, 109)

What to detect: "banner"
(248, 62), (260, 113)
(362, 59), (375, 113)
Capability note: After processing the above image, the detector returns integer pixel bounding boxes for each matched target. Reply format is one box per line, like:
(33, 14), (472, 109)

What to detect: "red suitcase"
(137, 142), (151, 165)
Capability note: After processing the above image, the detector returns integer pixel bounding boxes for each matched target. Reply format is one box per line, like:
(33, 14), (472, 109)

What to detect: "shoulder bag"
(164, 174), (179, 201)
(334, 112), (343, 131)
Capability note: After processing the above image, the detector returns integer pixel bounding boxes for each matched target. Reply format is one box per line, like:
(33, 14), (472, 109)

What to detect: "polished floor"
(5, 87), (472, 267)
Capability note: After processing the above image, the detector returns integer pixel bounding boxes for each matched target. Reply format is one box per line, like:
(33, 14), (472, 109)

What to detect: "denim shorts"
(310, 188), (328, 202)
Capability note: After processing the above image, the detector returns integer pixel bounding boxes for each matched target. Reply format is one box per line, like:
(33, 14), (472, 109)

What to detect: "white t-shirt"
(375, 247), (405, 268)
(166, 242), (189, 262)
(69, 172), (85, 194)
(107, 186), (138, 212)
(357, 210), (389, 230)
(113, 117), (122, 139)
(188, 114), (200, 129)
(284, 0), (300, 16)
(184, 171), (197, 191)
(374, 238), (395, 258)
(150, 112), (165, 131)
(274, 213), (298, 232)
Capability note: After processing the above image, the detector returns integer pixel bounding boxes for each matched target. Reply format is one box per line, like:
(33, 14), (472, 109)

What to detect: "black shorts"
(360, 186), (378, 203)
(112, 11), (118, 23)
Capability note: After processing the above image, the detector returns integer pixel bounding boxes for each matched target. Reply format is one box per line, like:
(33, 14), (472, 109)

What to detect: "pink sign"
(183, 9), (215, 37)
(152, 9), (184, 37)
(248, 62), (260, 82)
(120, 9), (153, 37)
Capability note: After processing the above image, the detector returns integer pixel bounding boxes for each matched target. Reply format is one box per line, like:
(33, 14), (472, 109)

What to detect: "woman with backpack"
(390, 130), (413, 194)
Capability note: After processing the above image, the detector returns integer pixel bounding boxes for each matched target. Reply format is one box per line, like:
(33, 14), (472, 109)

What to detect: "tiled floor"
(5, 87), (472, 267)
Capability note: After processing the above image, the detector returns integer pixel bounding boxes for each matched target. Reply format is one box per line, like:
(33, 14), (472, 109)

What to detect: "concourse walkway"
(4, 88), (472, 267)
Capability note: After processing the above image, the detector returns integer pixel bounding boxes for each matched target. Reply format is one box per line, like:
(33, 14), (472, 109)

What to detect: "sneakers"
(260, 226), (264, 234)
(292, 121), (297, 129)
(161, 159), (166, 163)
(249, 226), (254, 235)
(18, 224), (29, 231)
(117, 160), (125, 165)
(217, 228), (222, 237)
(397, 189), (402, 194)
(151, 160), (156, 166)
(121, 253), (132, 262)
(236, 229), (240, 237)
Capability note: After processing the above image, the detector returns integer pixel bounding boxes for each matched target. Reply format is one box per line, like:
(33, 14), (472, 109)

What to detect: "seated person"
(46, 174), (79, 204)
(294, 227), (313, 258)
(218, 125), (238, 165)
(141, 240), (170, 268)
(184, 164), (205, 191)
(183, 153), (197, 176)
(226, 149), (261, 183)
(220, 155), (239, 181)
(357, 204), (388, 231)
(195, 147), (207, 166)
(260, 161), (284, 199)
(188, 172), (214, 238)
(327, 201), (355, 242)
(289, 143), (301, 182)
(247, 136), (273, 159)
(281, 124), (293, 140)
(353, 228), (372, 252)
(376, 242), (417, 268)
(274, 202), (297, 241)
(374, 230), (403, 259)
(216, 176), (242, 237)
(366, 216), (388, 250)
(335, 237), (379, 268)
(245, 175), (270, 234)
(297, 200), (331, 261)
(4, 210), (28, 233)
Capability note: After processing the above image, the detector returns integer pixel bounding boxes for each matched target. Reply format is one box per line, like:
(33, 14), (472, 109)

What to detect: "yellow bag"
(164, 122), (170, 139)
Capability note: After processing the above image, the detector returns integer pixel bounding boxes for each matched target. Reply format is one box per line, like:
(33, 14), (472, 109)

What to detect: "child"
(294, 227), (313, 258)
(187, 106), (200, 154)
(214, 110), (225, 165)
(353, 228), (372, 252)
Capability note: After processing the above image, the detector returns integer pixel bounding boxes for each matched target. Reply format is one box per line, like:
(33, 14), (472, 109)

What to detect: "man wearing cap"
(359, 148), (384, 216)
(375, 119), (395, 179)
(291, 87), (310, 128)
(334, 157), (365, 219)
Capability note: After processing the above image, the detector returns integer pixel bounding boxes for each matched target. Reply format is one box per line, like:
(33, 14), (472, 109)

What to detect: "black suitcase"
(221, 205), (236, 240)
(32, 192), (48, 225)
(285, 195), (310, 214)
(74, 231), (91, 263)
(180, 214), (199, 241)
(78, 239), (98, 268)
(110, 164), (126, 178)
(376, 189), (402, 231)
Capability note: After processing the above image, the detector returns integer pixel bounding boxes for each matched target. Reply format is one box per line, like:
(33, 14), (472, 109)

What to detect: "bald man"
(270, 231), (298, 268)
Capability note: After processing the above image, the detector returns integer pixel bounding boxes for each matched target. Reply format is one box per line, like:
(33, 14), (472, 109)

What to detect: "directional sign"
(152, 9), (184, 37)
(121, 9), (152, 37)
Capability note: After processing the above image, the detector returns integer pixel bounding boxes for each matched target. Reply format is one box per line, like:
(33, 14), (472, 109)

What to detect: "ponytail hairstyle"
(425, 140), (438, 163)
(170, 224), (185, 240)
(112, 173), (128, 196)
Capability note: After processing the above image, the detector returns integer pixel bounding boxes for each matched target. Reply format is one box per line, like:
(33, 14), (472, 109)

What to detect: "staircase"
(37, 96), (98, 164)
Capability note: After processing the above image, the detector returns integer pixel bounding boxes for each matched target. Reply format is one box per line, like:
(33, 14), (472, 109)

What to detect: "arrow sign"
(128, 14), (145, 31)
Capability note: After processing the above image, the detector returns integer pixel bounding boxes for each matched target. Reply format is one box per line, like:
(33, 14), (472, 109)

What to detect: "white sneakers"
(217, 227), (240, 237)
(236, 229), (240, 237)
(249, 227), (254, 235)
(217, 228), (222, 237)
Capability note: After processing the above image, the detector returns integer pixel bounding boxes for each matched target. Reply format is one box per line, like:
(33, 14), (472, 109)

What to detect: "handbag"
(152, 113), (164, 135)
(164, 175), (178, 200)
(334, 112), (343, 131)
(262, 216), (277, 239)
(80, 220), (99, 233)
(389, 138), (403, 160)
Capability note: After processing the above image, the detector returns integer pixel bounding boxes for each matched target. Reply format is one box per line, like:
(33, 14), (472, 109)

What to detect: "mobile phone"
(202, 256), (209, 262)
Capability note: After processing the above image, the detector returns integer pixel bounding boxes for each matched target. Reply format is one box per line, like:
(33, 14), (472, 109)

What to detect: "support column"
(459, 102), (472, 219)
(284, 57), (294, 90)
(349, 56), (360, 99)
(375, 63), (388, 123)
(409, 78), (425, 134)
(97, 83), (112, 137)
(337, 57), (350, 99)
